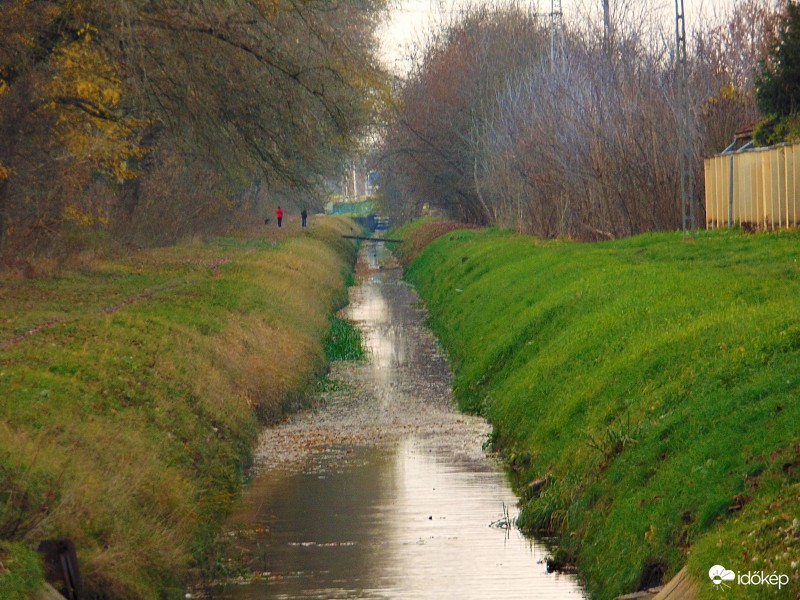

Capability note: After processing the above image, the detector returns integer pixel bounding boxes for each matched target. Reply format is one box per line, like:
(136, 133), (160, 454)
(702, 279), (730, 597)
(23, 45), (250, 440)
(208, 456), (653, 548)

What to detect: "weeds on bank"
(317, 376), (351, 393)
(584, 411), (642, 466)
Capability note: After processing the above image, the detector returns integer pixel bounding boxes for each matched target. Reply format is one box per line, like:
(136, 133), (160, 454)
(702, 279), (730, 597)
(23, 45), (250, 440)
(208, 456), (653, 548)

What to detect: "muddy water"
(205, 242), (586, 599)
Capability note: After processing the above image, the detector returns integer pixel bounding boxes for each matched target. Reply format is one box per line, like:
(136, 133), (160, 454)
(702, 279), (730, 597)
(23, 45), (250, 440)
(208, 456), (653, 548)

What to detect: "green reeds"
(323, 316), (365, 361)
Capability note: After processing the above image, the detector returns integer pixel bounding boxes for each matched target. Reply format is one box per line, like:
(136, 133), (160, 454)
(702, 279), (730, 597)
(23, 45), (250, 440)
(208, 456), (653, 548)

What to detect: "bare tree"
(381, 0), (781, 240)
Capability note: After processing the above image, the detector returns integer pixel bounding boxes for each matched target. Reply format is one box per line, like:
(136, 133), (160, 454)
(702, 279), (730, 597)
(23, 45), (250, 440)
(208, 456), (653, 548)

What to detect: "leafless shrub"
(381, 0), (782, 240)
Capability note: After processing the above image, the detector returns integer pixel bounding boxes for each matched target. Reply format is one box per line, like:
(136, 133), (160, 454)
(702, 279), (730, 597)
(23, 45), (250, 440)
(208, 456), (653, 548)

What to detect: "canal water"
(203, 241), (586, 599)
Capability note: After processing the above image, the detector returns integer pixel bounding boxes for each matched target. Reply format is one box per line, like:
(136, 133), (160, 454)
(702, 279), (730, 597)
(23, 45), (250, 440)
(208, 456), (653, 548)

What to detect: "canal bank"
(202, 240), (586, 599)
(2, 218), (361, 599)
(394, 221), (800, 600)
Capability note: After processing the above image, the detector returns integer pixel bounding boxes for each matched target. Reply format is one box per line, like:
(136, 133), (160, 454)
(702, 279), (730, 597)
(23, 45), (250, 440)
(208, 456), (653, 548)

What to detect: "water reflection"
(211, 440), (583, 599)
(205, 242), (586, 599)
(383, 438), (583, 599)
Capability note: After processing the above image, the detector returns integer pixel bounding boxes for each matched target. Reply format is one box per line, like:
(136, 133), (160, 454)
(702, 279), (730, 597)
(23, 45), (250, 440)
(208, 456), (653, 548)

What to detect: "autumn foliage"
(0, 0), (387, 261)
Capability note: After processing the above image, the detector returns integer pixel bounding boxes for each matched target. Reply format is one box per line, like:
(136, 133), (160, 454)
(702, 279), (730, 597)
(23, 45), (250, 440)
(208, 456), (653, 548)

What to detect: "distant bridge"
(351, 214), (391, 232)
(341, 235), (402, 243)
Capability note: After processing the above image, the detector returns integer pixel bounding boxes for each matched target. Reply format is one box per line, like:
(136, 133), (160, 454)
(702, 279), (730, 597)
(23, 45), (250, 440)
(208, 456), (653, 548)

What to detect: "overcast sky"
(378, 0), (738, 73)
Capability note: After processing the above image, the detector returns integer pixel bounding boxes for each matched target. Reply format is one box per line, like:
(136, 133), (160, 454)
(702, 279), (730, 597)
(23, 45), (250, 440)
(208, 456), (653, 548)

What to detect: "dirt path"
(0, 258), (230, 350)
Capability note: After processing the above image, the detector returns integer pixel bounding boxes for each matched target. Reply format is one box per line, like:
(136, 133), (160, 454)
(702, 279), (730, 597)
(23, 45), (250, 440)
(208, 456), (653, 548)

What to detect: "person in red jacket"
(276, 206), (283, 227)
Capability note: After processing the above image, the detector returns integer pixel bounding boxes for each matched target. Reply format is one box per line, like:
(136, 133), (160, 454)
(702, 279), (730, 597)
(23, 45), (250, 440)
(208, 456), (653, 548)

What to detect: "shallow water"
(203, 242), (586, 599)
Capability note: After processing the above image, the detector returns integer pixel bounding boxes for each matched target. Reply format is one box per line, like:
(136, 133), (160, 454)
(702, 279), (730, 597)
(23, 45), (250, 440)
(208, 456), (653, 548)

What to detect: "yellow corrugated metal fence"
(704, 141), (800, 229)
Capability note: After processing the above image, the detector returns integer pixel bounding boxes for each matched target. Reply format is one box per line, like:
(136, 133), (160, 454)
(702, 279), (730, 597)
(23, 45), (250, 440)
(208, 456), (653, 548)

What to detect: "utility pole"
(352, 159), (358, 201)
(675, 0), (696, 238)
(550, 0), (564, 69)
(602, 0), (611, 49)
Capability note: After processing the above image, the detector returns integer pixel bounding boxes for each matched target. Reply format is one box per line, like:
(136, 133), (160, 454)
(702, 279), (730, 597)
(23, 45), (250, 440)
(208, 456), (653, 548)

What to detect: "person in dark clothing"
(276, 206), (283, 227)
(301, 208), (308, 228)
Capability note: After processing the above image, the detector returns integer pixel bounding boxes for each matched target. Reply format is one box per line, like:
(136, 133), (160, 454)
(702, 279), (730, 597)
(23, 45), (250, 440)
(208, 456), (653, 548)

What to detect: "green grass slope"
(400, 224), (800, 599)
(0, 217), (359, 598)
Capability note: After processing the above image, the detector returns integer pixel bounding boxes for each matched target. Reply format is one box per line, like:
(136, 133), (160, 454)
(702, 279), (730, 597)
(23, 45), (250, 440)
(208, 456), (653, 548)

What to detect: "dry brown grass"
(392, 220), (479, 265)
(0, 216), (360, 598)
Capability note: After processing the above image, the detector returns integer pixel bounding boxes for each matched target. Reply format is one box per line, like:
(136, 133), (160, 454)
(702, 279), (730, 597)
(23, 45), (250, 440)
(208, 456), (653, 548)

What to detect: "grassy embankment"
(0, 217), (359, 599)
(395, 221), (800, 599)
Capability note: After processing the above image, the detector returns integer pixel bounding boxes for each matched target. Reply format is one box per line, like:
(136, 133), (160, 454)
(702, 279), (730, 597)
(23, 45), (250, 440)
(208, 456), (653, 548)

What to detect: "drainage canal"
(201, 241), (586, 599)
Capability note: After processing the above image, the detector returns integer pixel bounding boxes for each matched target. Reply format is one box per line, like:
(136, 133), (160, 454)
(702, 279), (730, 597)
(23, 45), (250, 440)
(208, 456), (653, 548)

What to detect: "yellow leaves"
(0, 79), (8, 96)
(42, 27), (149, 182)
(62, 204), (108, 227)
(50, 32), (121, 103)
(0, 163), (11, 181)
(76, 23), (97, 43)
(705, 82), (743, 107)
(42, 3), (62, 20)
(74, 80), (93, 98)
(102, 87), (121, 106)
(720, 82), (739, 100)
(702, 82), (746, 118)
